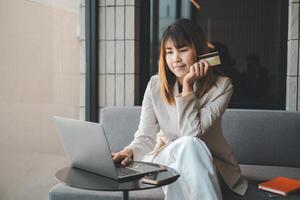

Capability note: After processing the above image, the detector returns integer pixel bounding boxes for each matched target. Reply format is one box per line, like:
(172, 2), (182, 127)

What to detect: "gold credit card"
(198, 52), (221, 67)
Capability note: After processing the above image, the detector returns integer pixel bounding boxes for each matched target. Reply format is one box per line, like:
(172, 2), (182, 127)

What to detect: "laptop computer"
(53, 116), (165, 180)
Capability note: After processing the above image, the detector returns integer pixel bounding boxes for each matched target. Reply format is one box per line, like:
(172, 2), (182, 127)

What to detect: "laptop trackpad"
(128, 162), (166, 173)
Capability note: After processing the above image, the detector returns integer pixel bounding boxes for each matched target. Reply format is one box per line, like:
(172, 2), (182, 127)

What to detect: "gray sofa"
(49, 107), (300, 200)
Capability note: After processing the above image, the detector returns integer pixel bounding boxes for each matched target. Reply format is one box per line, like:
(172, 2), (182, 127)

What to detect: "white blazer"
(126, 75), (248, 196)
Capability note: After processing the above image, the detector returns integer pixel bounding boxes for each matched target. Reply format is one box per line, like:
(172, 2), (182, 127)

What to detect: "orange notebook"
(258, 176), (300, 196)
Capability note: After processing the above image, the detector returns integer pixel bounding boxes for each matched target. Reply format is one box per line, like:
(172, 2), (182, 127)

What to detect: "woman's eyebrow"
(178, 45), (188, 48)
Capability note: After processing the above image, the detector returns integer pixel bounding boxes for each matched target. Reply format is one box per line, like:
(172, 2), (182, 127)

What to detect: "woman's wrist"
(182, 80), (193, 96)
(123, 148), (134, 159)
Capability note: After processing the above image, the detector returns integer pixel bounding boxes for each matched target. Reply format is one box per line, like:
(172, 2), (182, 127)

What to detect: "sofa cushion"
(222, 165), (300, 200)
(48, 183), (164, 200)
(220, 165), (300, 200)
(49, 180), (300, 200)
(222, 180), (300, 200)
(49, 165), (300, 200)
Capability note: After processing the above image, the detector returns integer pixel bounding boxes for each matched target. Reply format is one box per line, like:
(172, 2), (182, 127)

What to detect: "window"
(140, 0), (288, 110)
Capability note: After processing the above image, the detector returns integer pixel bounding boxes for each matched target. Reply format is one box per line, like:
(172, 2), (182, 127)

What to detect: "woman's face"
(165, 39), (195, 84)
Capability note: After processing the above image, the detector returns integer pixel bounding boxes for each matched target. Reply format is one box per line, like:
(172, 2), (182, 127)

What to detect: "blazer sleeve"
(175, 78), (233, 137)
(125, 77), (160, 160)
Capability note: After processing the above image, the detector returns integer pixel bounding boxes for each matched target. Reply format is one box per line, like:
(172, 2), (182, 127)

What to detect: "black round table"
(55, 161), (179, 200)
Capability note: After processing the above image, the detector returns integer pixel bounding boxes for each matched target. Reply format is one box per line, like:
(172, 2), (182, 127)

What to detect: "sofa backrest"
(222, 109), (300, 168)
(101, 107), (140, 153)
(101, 107), (300, 168)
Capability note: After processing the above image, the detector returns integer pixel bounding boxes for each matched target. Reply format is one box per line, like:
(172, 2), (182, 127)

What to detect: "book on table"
(258, 176), (300, 196)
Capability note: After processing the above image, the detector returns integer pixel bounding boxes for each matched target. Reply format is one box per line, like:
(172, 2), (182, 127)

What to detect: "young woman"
(112, 19), (248, 200)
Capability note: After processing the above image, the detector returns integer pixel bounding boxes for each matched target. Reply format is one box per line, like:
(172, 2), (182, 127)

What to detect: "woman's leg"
(152, 136), (222, 200)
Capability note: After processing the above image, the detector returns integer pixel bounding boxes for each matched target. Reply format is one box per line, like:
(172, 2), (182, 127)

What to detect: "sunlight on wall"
(0, 0), (80, 199)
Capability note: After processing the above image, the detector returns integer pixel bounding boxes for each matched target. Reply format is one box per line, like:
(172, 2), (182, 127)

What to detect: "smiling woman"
(164, 41), (196, 83)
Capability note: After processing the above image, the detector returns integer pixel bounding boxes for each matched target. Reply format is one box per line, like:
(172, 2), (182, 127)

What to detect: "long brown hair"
(158, 19), (218, 105)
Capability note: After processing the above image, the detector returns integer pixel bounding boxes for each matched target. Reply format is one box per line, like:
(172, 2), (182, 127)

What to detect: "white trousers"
(149, 136), (222, 200)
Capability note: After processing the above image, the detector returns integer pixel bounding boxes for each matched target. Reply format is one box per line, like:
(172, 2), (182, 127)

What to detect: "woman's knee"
(174, 136), (212, 156)
(175, 136), (204, 147)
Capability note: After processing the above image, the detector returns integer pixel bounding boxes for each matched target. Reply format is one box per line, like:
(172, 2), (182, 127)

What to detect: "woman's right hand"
(112, 148), (133, 166)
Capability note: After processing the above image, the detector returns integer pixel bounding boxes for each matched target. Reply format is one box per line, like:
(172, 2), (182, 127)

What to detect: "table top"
(55, 161), (179, 192)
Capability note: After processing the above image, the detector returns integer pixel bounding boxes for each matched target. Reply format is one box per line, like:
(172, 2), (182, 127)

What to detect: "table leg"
(123, 191), (129, 200)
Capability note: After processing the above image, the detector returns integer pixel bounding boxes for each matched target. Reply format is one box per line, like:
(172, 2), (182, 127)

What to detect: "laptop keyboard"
(117, 167), (141, 177)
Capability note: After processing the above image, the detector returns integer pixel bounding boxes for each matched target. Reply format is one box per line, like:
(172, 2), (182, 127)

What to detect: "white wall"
(0, 0), (80, 199)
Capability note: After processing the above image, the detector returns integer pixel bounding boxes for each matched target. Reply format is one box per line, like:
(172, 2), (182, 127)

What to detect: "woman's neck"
(178, 78), (183, 85)
(178, 82), (183, 93)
